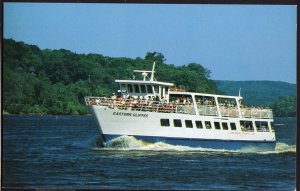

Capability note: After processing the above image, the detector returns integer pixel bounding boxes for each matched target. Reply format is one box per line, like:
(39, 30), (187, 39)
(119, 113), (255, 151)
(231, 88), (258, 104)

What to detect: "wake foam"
(95, 135), (296, 154)
(262, 142), (296, 154)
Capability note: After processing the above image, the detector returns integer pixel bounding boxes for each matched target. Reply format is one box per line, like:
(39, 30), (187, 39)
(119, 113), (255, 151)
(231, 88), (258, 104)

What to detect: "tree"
(145, 52), (166, 64)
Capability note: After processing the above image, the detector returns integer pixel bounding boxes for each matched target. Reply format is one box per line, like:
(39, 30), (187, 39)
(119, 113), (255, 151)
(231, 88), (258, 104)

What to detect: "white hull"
(88, 105), (276, 151)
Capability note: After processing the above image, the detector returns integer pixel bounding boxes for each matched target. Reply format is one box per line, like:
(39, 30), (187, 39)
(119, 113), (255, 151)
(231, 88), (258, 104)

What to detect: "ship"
(85, 62), (276, 151)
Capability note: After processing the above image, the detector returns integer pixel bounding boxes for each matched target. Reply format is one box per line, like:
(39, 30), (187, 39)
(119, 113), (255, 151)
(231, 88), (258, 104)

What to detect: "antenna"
(238, 88), (241, 97)
(132, 62), (156, 81)
(150, 62), (156, 81)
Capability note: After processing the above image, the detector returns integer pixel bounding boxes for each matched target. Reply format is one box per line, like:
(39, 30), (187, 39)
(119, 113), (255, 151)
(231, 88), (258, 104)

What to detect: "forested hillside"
(216, 80), (296, 117)
(3, 38), (218, 115)
(3, 39), (296, 116)
(216, 80), (296, 106)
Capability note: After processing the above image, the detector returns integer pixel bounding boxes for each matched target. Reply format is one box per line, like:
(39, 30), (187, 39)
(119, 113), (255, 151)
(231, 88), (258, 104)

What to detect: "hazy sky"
(4, 3), (297, 83)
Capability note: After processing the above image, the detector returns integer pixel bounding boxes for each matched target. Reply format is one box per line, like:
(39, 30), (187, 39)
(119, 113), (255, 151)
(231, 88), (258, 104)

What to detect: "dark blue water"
(2, 115), (296, 190)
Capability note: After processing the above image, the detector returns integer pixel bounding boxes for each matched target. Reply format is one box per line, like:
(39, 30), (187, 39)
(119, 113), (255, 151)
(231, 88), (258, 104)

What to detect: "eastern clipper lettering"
(113, 112), (148, 118)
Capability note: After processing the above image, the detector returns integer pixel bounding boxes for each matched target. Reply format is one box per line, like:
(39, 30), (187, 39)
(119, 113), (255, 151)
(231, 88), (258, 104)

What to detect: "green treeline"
(3, 38), (295, 117)
(271, 96), (296, 117)
(3, 38), (218, 115)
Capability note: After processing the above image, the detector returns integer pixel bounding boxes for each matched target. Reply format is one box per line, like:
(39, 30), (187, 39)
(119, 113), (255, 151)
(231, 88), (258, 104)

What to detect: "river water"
(2, 115), (296, 190)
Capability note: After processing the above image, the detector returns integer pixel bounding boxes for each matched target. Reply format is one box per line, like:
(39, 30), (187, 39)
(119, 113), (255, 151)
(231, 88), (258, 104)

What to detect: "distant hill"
(216, 80), (296, 107)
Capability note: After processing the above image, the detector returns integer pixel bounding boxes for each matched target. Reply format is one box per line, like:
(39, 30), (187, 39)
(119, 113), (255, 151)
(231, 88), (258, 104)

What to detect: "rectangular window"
(205, 121), (212, 129)
(141, 85), (146, 93)
(255, 121), (269, 132)
(222, 122), (229, 130)
(127, 84), (133, 93)
(185, 120), (193, 128)
(174, 119), (182, 127)
(147, 85), (153, 93)
(160, 119), (170, 127)
(195, 121), (203, 129)
(214, 122), (221, 130)
(134, 84), (140, 93)
(240, 120), (254, 132)
(154, 86), (159, 93)
(121, 84), (127, 93)
(230, 123), (237, 130)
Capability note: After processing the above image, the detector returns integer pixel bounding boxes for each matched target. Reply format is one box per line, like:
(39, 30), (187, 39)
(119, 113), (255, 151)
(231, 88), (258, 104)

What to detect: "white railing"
(197, 105), (218, 116)
(219, 106), (239, 118)
(85, 96), (196, 115)
(85, 96), (273, 119)
(241, 108), (273, 119)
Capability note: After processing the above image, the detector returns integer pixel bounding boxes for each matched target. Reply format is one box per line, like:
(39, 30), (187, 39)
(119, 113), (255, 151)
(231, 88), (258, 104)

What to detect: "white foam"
(94, 135), (296, 154)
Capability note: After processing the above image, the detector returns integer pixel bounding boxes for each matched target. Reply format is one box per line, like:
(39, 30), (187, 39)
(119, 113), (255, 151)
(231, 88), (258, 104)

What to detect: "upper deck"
(85, 62), (273, 120)
(85, 95), (273, 119)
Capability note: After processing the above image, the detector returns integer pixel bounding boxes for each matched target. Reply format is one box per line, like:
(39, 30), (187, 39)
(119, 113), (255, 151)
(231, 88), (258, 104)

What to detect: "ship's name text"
(113, 112), (148, 118)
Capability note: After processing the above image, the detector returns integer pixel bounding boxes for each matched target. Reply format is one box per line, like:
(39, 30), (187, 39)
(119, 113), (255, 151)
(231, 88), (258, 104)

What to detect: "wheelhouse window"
(154, 86), (159, 94)
(195, 121), (203, 129)
(147, 85), (153, 93)
(141, 85), (146, 93)
(120, 84), (127, 93)
(205, 121), (212, 129)
(214, 122), (221, 130)
(255, 121), (269, 132)
(185, 120), (193, 128)
(134, 84), (140, 93)
(127, 84), (133, 93)
(174, 119), (182, 127)
(160, 119), (170, 127)
(230, 123), (237, 130)
(240, 120), (254, 132)
(222, 122), (229, 130)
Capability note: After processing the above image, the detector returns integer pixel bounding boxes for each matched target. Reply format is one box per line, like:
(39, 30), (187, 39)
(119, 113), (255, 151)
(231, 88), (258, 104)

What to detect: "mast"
(150, 62), (156, 81)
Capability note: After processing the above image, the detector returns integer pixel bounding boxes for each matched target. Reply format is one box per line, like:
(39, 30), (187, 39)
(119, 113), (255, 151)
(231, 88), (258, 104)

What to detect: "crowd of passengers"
(88, 93), (271, 113)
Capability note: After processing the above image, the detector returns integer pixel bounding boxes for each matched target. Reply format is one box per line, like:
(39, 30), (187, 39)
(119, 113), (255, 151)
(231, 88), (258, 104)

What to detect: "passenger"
(155, 96), (160, 101)
(111, 93), (117, 100)
(241, 124), (245, 131)
(204, 99), (208, 106)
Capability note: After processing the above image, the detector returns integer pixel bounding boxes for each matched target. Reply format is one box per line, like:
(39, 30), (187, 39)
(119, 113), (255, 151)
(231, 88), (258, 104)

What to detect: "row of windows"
(160, 119), (237, 130)
(122, 84), (163, 94)
(240, 120), (270, 132)
(160, 119), (271, 132)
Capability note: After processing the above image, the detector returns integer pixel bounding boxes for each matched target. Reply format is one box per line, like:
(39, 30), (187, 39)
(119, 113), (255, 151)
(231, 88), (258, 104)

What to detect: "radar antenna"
(133, 62), (156, 81)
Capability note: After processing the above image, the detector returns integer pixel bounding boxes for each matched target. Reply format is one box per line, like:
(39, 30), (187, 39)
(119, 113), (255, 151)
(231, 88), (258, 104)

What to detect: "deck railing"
(85, 96), (273, 119)
(219, 106), (239, 118)
(241, 107), (273, 119)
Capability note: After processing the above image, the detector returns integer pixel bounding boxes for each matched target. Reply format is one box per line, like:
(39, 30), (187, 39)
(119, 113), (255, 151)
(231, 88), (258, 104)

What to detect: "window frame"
(205, 121), (212, 129)
(214, 122), (221, 130)
(222, 122), (229, 130)
(185, 120), (193, 128)
(160, 119), (170, 127)
(195, 120), (203, 129)
(173, 119), (182, 127)
(230, 122), (237, 130)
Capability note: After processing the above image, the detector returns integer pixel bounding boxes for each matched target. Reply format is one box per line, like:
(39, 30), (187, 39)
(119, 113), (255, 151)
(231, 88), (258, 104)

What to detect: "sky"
(4, 3), (297, 83)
